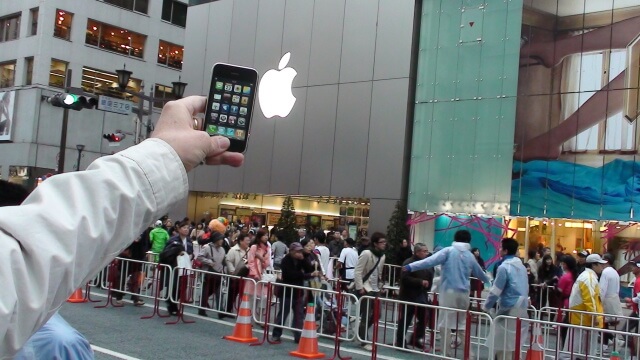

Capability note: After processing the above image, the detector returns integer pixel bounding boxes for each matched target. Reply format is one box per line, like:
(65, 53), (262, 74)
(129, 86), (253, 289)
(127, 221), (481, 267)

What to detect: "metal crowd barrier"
(252, 280), (359, 342)
(537, 306), (640, 358)
(358, 295), (493, 359)
(490, 309), (640, 360)
(169, 267), (257, 320)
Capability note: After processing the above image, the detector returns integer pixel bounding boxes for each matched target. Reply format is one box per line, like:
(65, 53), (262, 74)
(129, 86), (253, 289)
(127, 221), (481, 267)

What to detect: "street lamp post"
(75, 144), (85, 171)
(115, 65), (187, 142)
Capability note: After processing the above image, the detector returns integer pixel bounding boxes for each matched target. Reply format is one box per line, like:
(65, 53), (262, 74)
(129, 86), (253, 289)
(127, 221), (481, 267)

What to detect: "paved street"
(59, 292), (426, 360)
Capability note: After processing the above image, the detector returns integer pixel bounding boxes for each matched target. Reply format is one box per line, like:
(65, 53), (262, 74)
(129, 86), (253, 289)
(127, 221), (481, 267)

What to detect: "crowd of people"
(116, 221), (636, 357)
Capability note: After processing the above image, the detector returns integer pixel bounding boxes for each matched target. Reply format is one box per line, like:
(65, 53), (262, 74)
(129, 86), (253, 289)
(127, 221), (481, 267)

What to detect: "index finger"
(176, 95), (207, 115)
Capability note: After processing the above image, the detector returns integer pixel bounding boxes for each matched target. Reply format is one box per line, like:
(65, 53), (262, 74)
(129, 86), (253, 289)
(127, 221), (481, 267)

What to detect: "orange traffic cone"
(223, 293), (258, 343)
(67, 288), (87, 303)
(525, 324), (544, 360)
(290, 303), (325, 359)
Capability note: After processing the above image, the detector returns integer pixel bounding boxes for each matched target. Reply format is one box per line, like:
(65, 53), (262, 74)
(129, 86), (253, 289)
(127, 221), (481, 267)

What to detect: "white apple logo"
(258, 52), (297, 118)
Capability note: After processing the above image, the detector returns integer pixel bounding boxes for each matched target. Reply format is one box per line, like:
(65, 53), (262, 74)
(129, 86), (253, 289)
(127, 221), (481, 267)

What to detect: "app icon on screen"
(206, 125), (217, 135)
(213, 94), (222, 100)
(242, 86), (251, 95)
(210, 113), (219, 121)
(232, 95), (240, 103)
(228, 116), (236, 125)
(217, 126), (226, 134)
(238, 117), (246, 126)
(224, 83), (233, 91)
(211, 102), (220, 110)
(230, 106), (238, 114)
(235, 130), (245, 139)
(226, 128), (235, 137)
(221, 104), (230, 112)
(239, 107), (247, 115)
(215, 82), (223, 90)
(222, 93), (231, 102)
(241, 97), (249, 105)
(234, 85), (242, 93)
(219, 114), (228, 122)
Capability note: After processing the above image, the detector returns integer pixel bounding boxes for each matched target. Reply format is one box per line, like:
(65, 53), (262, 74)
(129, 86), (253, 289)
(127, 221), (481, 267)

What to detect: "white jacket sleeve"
(0, 139), (188, 358)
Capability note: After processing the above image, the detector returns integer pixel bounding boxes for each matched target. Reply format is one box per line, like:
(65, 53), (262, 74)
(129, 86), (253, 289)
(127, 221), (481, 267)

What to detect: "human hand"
(151, 96), (244, 172)
(422, 280), (430, 288)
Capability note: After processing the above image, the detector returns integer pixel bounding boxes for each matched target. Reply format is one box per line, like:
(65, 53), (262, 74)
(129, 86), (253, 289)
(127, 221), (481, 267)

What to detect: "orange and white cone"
(67, 288), (87, 303)
(290, 303), (325, 359)
(223, 293), (258, 343)
(525, 324), (544, 360)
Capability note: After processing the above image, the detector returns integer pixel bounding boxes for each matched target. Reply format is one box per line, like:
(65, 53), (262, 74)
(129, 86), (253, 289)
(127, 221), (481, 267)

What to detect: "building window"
(0, 13), (20, 42)
(25, 57), (34, 85)
(81, 66), (142, 103)
(29, 8), (38, 36)
(153, 84), (174, 108)
(49, 59), (68, 88)
(157, 40), (183, 70)
(53, 9), (73, 40)
(0, 61), (16, 88)
(85, 19), (146, 59)
(161, 0), (187, 28)
(561, 50), (633, 152)
(103, 0), (149, 14)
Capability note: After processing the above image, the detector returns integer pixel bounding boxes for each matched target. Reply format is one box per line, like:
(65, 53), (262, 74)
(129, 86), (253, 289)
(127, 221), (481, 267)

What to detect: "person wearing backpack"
(354, 232), (387, 351)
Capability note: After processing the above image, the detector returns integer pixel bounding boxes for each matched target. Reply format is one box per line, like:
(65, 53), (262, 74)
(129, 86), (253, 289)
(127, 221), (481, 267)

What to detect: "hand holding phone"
(204, 63), (259, 153)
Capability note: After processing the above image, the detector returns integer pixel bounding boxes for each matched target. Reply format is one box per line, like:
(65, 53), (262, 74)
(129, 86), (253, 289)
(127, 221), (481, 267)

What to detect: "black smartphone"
(204, 63), (259, 153)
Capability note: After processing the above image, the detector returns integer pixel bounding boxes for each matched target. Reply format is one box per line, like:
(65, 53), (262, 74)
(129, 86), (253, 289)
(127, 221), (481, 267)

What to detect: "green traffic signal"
(48, 93), (97, 111)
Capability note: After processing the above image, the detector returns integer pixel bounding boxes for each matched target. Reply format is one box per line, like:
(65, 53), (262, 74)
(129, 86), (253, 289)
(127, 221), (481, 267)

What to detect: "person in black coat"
(271, 242), (318, 343)
(396, 239), (413, 265)
(396, 243), (434, 349)
(159, 239), (186, 315)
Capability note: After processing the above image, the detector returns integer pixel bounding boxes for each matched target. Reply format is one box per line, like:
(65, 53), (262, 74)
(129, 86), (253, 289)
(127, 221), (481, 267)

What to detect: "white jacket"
(0, 139), (188, 357)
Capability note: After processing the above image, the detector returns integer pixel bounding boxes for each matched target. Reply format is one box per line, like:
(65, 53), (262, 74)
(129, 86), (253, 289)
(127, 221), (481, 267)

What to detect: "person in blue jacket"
(403, 230), (489, 358)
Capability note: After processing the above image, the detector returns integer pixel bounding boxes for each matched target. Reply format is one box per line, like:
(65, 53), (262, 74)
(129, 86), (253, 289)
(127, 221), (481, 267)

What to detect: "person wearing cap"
(561, 253), (604, 358)
(271, 242), (319, 343)
(599, 253), (624, 352)
(576, 249), (590, 275)
(149, 219), (170, 262)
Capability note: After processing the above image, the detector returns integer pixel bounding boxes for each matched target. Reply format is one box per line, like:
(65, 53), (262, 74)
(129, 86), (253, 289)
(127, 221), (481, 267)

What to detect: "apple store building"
(176, 0), (417, 235)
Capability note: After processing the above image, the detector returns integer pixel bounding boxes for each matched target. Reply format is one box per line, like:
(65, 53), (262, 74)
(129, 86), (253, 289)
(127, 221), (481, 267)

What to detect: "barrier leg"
(251, 282), (279, 346)
(141, 267), (170, 319)
(371, 296), (380, 360)
(84, 282), (100, 303)
(95, 262), (124, 309)
(326, 285), (351, 360)
(166, 272), (196, 325)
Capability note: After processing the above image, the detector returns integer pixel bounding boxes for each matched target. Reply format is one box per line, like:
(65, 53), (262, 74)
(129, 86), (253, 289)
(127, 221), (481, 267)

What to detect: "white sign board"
(98, 95), (133, 115)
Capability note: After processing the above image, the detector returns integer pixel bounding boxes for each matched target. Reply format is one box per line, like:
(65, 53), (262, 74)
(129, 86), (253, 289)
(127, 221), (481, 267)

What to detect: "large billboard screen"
(0, 90), (15, 142)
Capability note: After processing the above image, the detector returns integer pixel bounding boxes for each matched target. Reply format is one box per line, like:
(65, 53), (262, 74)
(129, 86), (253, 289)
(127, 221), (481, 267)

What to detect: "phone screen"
(204, 63), (258, 153)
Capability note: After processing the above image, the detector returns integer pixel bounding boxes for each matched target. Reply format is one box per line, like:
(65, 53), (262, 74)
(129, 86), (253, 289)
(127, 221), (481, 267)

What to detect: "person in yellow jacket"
(561, 254), (605, 359)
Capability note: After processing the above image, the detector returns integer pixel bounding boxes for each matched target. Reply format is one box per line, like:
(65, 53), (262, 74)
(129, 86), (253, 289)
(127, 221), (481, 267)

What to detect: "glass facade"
(408, 0), (523, 216)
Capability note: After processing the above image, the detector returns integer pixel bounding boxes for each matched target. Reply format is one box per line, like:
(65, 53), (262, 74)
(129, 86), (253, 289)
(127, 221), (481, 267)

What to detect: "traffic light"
(103, 132), (126, 143)
(48, 92), (98, 111)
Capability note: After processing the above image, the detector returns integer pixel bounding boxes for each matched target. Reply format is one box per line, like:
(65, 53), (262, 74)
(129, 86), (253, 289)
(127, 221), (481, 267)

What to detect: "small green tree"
(386, 201), (410, 265)
(276, 195), (297, 245)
